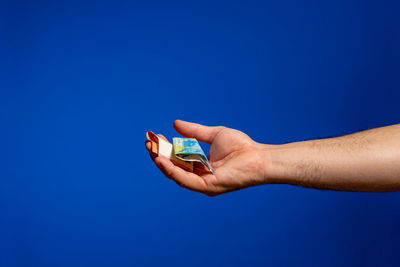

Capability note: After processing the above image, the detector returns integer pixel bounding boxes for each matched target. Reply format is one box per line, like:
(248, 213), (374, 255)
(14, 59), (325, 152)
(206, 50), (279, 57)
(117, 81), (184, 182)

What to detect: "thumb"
(174, 120), (225, 144)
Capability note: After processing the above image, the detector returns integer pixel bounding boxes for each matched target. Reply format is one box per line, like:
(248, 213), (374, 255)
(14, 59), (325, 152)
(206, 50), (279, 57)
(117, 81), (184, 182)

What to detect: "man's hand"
(145, 120), (267, 196)
(146, 121), (400, 194)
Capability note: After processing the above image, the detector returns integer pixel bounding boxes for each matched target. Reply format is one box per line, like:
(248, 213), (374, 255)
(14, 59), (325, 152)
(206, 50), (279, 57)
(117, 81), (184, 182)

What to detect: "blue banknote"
(173, 137), (214, 173)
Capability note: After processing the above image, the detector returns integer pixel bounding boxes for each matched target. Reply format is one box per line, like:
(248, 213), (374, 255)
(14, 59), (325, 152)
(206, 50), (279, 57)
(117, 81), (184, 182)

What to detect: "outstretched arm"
(268, 124), (400, 192)
(145, 120), (400, 195)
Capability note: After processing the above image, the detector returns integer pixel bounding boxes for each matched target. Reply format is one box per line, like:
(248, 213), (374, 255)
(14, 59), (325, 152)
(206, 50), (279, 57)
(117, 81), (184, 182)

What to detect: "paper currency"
(173, 137), (214, 173)
(146, 131), (193, 172)
(146, 131), (213, 173)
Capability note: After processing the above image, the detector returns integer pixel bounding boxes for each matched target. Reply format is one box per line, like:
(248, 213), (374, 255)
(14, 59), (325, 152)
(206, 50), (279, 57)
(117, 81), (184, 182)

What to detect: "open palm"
(146, 120), (266, 196)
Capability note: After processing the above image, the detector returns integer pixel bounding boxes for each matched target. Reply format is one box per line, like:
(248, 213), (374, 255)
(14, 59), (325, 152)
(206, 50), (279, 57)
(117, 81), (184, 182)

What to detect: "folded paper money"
(146, 131), (213, 173)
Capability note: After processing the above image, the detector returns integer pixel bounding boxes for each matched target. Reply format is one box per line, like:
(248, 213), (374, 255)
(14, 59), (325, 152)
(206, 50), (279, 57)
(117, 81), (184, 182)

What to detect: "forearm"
(263, 124), (400, 192)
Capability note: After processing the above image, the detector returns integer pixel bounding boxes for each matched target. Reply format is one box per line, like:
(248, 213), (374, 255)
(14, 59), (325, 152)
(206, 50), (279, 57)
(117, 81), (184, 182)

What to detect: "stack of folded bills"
(146, 131), (213, 173)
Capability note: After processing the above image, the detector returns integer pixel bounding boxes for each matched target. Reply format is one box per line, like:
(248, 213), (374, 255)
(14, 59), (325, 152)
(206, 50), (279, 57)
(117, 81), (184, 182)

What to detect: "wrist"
(258, 142), (306, 186)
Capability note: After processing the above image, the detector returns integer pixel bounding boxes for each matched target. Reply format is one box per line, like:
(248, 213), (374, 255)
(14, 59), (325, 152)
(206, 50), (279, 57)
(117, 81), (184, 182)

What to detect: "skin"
(145, 120), (400, 196)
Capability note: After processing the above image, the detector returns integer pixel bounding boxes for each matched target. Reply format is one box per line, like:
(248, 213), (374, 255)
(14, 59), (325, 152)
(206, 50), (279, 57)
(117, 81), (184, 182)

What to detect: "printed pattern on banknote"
(173, 137), (214, 173)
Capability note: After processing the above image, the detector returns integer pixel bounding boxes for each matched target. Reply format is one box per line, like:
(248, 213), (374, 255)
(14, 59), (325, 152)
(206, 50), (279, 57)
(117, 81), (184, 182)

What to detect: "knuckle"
(214, 126), (226, 133)
(165, 168), (174, 178)
(203, 191), (219, 197)
(175, 181), (184, 187)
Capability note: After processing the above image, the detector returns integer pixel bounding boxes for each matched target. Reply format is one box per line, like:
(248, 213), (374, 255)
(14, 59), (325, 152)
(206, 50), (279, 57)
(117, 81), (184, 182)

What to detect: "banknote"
(173, 137), (214, 173)
(146, 131), (193, 172)
(146, 131), (213, 173)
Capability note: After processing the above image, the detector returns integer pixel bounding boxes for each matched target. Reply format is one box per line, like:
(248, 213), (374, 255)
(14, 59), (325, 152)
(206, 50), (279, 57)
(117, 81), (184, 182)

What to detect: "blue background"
(1, 0), (400, 266)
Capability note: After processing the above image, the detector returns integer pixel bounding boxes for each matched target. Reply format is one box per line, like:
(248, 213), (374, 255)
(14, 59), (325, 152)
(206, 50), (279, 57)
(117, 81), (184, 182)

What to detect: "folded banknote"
(146, 131), (213, 173)
(173, 137), (213, 173)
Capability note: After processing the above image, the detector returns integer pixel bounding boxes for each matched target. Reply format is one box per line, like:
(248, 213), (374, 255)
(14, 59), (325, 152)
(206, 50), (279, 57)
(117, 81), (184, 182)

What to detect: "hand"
(145, 120), (267, 196)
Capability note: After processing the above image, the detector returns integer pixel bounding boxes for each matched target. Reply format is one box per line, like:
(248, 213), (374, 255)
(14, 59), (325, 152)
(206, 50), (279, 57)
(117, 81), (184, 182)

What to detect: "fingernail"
(145, 141), (151, 150)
